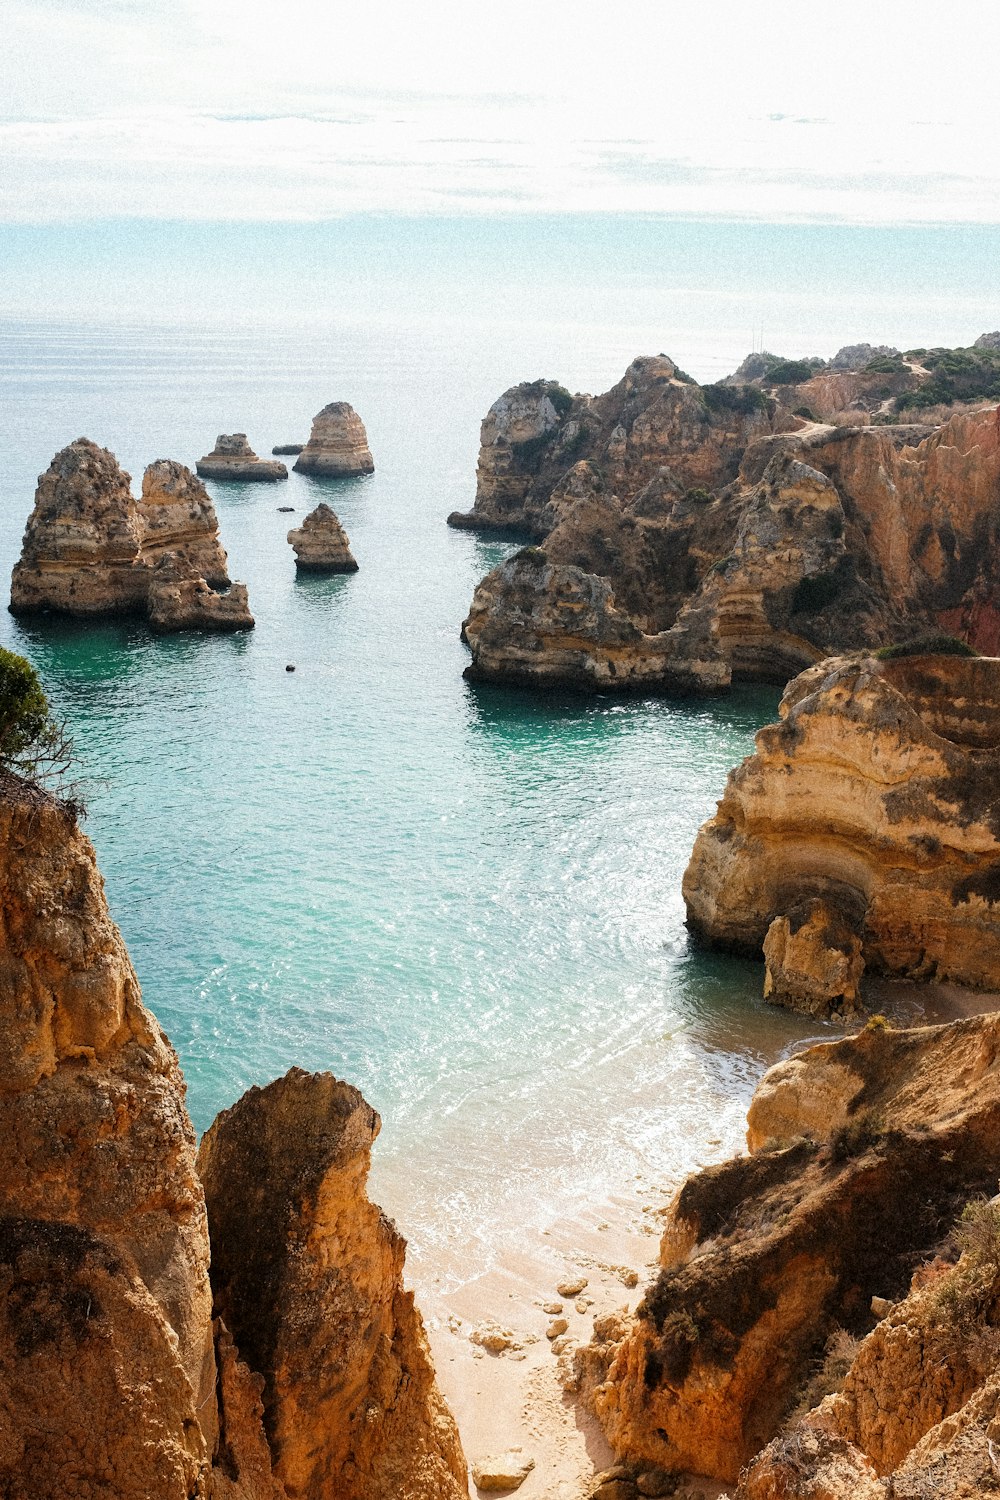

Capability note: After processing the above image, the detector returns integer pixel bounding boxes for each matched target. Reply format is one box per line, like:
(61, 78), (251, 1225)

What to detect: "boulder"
(196, 435), (287, 482)
(197, 1069), (467, 1500)
(683, 651), (1000, 991)
(762, 898), (865, 1021)
(470, 1451), (535, 1491)
(293, 404), (374, 477)
(147, 554), (254, 633)
(287, 502), (358, 573)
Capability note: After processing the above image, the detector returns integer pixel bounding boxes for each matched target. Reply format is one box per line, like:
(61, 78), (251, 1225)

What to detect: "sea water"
(2, 217), (997, 1264)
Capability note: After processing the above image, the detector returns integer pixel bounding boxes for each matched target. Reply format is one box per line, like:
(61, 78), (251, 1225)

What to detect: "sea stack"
(287, 502), (358, 573)
(196, 433), (288, 481)
(10, 439), (254, 631)
(293, 402), (374, 477)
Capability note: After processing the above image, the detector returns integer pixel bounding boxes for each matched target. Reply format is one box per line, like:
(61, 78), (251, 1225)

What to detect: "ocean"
(2, 214), (997, 1272)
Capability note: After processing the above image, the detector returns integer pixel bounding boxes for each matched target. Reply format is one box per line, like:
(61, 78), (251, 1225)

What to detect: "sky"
(4, 0), (1000, 225)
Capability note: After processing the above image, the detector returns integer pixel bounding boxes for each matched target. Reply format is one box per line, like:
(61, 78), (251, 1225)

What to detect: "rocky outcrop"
(580, 1012), (1000, 1485)
(10, 441), (253, 632)
(196, 436), (287, 482)
(975, 330), (1000, 351)
(271, 445), (303, 456)
(455, 351), (1000, 696)
(0, 772), (282, 1497)
(197, 1069), (468, 1500)
(293, 404), (374, 477)
(762, 898), (865, 1021)
(287, 503), (358, 573)
(683, 651), (1000, 999)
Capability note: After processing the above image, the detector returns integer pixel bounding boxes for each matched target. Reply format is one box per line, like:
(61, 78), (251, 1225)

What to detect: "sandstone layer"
(579, 1012), (1000, 1486)
(196, 435), (287, 482)
(10, 440), (253, 632)
(455, 351), (1000, 694)
(683, 651), (1000, 1002)
(0, 771), (282, 1498)
(197, 1069), (468, 1500)
(287, 502), (358, 573)
(293, 403), (374, 477)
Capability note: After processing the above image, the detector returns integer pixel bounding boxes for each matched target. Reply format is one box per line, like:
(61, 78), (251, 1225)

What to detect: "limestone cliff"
(580, 1013), (1000, 1487)
(0, 772), (280, 1498)
(683, 651), (1000, 1003)
(196, 436), (287, 483)
(287, 502), (358, 572)
(9, 441), (253, 632)
(293, 404), (374, 477)
(197, 1069), (468, 1500)
(455, 355), (1000, 694)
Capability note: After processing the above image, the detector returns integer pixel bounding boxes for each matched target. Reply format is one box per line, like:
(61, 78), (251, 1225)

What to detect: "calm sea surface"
(0, 272), (984, 1260)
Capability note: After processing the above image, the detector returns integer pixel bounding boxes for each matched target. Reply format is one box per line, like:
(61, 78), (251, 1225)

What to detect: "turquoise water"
(0, 309), (881, 1260)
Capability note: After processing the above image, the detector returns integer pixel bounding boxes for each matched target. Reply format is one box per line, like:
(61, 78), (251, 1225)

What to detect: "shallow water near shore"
(0, 310), (970, 1297)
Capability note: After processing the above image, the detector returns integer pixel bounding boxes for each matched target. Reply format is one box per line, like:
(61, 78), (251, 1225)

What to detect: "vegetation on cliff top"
(876, 634), (979, 660)
(0, 646), (76, 798)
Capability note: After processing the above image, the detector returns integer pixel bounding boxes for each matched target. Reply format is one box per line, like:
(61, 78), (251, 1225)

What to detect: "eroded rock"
(293, 403), (374, 477)
(196, 435), (287, 482)
(287, 502), (358, 572)
(197, 1069), (467, 1500)
(762, 899), (865, 1021)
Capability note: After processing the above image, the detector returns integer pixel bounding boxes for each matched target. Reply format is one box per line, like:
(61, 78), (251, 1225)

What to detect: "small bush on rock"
(876, 635), (978, 660)
(0, 647), (75, 792)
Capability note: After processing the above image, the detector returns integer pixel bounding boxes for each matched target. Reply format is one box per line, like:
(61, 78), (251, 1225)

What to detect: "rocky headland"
(0, 769), (466, 1498)
(287, 502), (358, 572)
(683, 650), (1000, 1016)
(10, 439), (253, 632)
(195, 435), (287, 482)
(572, 1011), (1000, 1499)
(454, 346), (1000, 695)
(293, 403), (374, 477)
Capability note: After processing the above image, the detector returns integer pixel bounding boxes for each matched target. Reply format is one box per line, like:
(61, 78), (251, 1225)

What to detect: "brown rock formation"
(293, 404), (374, 477)
(683, 651), (1000, 997)
(762, 899), (865, 1021)
(197, 1069), (468, 1500)
(0, 772), (282, 1497)
(10, 438), (146, 616)
(287, 502), (358, 573)
(9, 441), (253, 632)
(455, 355), (1000, 695)
(582, 1012), (1000, 1485)
(196, 436), (288, 482)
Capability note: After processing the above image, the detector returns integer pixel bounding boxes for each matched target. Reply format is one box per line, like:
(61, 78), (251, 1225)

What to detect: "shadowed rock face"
(197, 1069), (468, 1500)
(683, 652), (1000, 994)
(456, 359), (1000, 694)
(579, 1013), (1000, 1486)
(10, 440), (253, 632)
(293, 404), (374, 477)
(196, 436), (288, 483)
(287, 502), (358, 573)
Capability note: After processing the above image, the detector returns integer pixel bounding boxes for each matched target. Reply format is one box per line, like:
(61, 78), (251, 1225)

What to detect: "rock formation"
(578, 1012), (1000, 1486)
(197, 1069), (468, 1500)
(271, 445), (303, 456)
(195, 436), (287, 482)
(287, 503), (358, 573)
(683, 650), (1000, 1003)
(0, 770), (282, 1498)
(455, 351), (1000, 697)
(10, 440), (253, 632)
(293, 404), (374, 477)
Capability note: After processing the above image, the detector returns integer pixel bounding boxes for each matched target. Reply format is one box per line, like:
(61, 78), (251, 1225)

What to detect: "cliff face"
(10, 441), (252, 632)
(580, 1013), (1000, 1487)
(0, 775), (228, 1496)
(455, 362), (1000, 694)
(195, 436), (287, 483)
(197, 1070), (468, 1500)
(293, 404), (374, 477)
(683, 652), (1000, 1000)
(287, 503), (358, 572)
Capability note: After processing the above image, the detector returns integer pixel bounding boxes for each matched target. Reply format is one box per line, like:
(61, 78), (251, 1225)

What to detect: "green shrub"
(515, 546), (547, 567)
(686, 487), (714, 504)
(768, 359), (814, 386)
(793, 406), (817, 420)
(863, 355), (908, 375)
(876, 635), (978, 660)
(0, 648), (74, 790)
(702, 383), (770, 416)
(830, 1108), (885, 1163)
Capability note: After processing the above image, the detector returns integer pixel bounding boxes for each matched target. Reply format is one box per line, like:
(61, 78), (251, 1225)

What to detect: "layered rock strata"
(684, 651), (1000, 998)
(579, 1012), (1000, 1485)
(293, 404), (374, 477)
(0, 771), (281, 1498)
(10, 440), (253, 632)
(455, 354), (1000, 694)
(196, 435), (287, 482)
(197, 1069), (468, 1500)
(287, 502), (358, 573)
